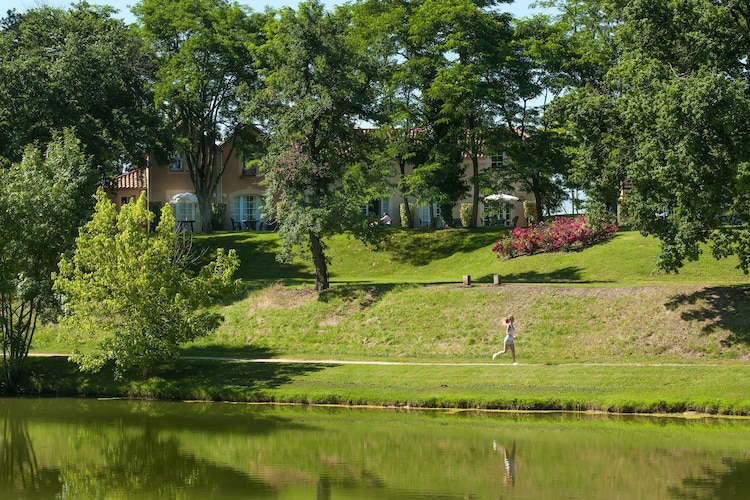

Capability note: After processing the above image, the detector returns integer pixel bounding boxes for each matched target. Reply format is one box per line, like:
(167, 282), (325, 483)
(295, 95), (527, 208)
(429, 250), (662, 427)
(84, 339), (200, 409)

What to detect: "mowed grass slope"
(159, 228), (750, 362)
(199, 228), (750, 286)
(31, 227), (750, 414)
(37, 228), (750, 362)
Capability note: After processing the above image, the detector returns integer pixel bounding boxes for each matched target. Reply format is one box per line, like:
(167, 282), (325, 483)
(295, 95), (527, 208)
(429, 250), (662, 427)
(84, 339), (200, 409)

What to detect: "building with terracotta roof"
(108, 133), (531, 231)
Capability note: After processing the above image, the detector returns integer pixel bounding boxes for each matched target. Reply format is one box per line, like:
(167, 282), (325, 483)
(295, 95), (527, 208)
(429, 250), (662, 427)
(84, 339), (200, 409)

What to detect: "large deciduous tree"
(253, 0), (389, 290)
(349, 0), (428, 228)
(0, 4), (160, 175)
(54, 190), (241, 378)
(134, 0), (263, 233)
(557, 0), (750, 272)
(487, 7), (610, 225)
(0, 130), (97, 391)
(353, 0), (513, 228)
(408, 0), (515, 227)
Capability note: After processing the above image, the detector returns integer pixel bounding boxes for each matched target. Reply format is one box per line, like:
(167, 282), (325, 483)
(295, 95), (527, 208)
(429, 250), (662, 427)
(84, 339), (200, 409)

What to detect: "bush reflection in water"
(1, 398), (750, 499)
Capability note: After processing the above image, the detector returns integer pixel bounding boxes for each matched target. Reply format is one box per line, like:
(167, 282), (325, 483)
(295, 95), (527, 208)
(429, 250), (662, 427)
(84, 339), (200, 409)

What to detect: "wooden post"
(462, 275), (471, 286)
(493, 274), (502, 285)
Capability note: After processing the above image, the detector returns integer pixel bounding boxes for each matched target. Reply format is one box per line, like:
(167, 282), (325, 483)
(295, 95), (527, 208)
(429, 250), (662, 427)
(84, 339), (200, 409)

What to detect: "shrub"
(460, 203), (472, 227)
(400, 202), (415, 228)
(523, 201), (537, 225)
(211, 202), (227, 230)
(54, 190), (241, 378)
(491, 216), (618, 259)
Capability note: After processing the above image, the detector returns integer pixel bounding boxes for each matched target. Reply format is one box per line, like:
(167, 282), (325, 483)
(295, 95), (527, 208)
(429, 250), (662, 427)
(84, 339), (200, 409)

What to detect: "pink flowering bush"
(492, 216), (617, 259)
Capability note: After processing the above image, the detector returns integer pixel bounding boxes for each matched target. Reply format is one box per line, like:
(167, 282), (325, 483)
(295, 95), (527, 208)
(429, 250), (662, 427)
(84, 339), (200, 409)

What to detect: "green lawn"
(197, 228), (749, 286)
(30, 227), (750, 415)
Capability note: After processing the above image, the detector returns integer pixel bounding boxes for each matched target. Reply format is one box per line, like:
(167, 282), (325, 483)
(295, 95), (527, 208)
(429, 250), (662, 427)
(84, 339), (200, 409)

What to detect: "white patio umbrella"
(170, 192), (199, 228)
(170, 192), (198, 203)
(484, 193), (519, 202)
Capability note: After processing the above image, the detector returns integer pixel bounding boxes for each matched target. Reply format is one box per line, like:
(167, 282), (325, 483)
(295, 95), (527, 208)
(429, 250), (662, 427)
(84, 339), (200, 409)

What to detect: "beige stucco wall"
(145, 151), (267, 230)
(120, 144), (531, 231)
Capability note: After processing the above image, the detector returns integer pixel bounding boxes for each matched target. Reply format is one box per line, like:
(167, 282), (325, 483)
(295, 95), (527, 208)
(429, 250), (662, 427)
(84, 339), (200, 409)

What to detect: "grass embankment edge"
(30, 230), (750, 417)
(24, 356), (750, 418)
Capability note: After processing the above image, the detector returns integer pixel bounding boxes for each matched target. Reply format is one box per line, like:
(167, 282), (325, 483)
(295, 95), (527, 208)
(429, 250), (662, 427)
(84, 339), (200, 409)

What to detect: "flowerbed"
(492, 216), (617, 259)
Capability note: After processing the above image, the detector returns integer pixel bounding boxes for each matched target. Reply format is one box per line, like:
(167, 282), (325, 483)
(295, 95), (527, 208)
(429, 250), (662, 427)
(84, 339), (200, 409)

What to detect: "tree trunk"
(309, 232), (329, 290)
(469, 155), (480, 228)
(533, 174), (544, 225)
(198, 195), (213, 234)
(402, 198), (413, 228)
(399, 159), (413, 228)
(2, 299), (36, 392)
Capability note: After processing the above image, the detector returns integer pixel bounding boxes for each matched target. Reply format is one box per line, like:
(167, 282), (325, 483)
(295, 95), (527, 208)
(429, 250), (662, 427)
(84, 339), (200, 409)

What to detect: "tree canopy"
(554, 0), (750, 272)
(0, 130), (97, 389)
(54, 190), (241, 378)
(0, 4), (161, 175)
(252, 0), (390, 290)
(4, 0), (749, 285)
(133, 0), (265, 232)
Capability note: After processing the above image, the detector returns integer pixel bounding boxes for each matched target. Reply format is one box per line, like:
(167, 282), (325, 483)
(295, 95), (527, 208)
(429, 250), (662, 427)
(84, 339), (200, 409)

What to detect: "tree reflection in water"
(0, 404), (276, 499)
(2, 398), (750, 499)
(669, 457), (750, 500)
(59, 429), (276, 498)
(0, 407), (62, 497)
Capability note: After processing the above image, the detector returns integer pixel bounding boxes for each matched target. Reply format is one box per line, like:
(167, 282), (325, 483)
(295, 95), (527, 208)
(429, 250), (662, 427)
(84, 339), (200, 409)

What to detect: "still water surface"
(1, 398), (749, 499)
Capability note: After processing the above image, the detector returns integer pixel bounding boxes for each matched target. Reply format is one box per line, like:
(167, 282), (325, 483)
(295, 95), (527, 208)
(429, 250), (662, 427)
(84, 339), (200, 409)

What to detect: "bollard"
(493, 274), (502, 285)
(463, 275), (471, 286)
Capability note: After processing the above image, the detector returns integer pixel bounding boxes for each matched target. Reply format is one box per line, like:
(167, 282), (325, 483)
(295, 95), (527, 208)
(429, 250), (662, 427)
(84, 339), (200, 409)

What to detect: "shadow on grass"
(477, 266), (590, 283)
(24, 352), (334, 397)
(169, 357), (333, 392)
(382, 227), (507, 266)
(665, 286), (750, 347)
(180, 345), (280, 360)
(192, 232), (310, 281)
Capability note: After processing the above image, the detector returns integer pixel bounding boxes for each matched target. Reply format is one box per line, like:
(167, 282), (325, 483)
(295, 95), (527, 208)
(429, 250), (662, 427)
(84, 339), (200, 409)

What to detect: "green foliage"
(252, 0), (389, 289)
(523, 200), (537, 225)
(400, 202), (415, 229)
(0, 130), (97, 390)
(459, 203), (472, 228)
(556, 0), (750, 273)
(134, 0), (263, 233)
(351, 0), (514, 228)
(211, 203), (227, 231)
(54, 190), (241, 378)
(0, 4), (161, 174)
(148, 201), (163, 230)
(583, 200), (617, 232)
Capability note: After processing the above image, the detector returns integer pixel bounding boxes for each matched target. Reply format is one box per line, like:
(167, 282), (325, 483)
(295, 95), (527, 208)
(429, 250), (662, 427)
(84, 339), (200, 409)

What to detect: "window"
(240, 154), (259, 177)
(499, 204), (512, 223)
(490, 154), (506, 170)
(169, 153), (185, 171)
(419, 203), (441, 226)
(233, 195), (264, 222)
(364, 198), (389, 217)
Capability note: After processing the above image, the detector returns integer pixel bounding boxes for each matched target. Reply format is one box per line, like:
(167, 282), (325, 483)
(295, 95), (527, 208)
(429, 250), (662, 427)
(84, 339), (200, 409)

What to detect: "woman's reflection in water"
(493, 439), (516, 486)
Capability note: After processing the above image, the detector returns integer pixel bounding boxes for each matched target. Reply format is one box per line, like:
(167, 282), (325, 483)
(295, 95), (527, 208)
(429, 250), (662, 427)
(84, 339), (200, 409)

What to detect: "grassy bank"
(24, 356), (750, 416)
(31, 228), (750, 415)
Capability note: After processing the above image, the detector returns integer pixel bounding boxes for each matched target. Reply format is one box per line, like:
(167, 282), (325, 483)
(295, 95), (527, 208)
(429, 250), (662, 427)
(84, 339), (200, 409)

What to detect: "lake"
(1, 398), (749, 499)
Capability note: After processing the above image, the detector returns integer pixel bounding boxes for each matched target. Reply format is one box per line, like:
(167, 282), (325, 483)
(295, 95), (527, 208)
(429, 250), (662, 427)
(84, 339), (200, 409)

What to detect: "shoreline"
(21, 354), (750, 418)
